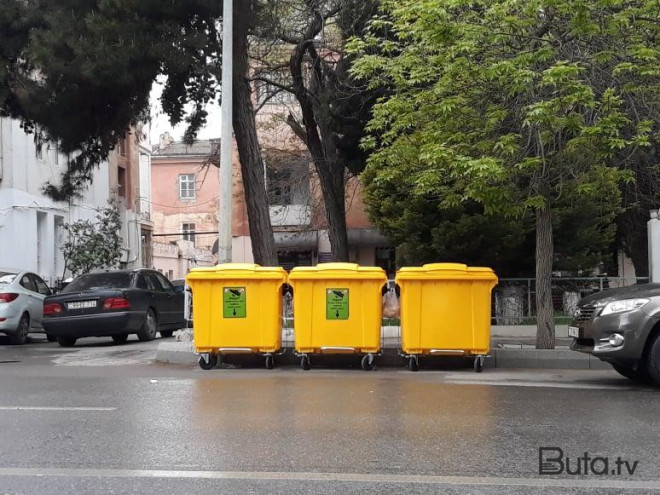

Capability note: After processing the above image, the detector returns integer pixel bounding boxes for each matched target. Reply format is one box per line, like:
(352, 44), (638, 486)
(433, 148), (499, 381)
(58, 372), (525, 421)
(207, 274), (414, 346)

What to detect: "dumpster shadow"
(216, 351), (480, 370)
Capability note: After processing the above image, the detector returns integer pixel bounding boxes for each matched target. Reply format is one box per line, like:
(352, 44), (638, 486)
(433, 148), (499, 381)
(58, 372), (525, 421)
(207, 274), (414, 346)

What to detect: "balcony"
(269, 205), (311, 227)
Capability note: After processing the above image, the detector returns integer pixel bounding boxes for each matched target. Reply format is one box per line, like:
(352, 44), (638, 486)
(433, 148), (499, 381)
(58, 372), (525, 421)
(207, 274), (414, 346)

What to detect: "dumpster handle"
(217, 347), (255, 354)
(429, 349), (466, 356)
(320, 346), (356, 354)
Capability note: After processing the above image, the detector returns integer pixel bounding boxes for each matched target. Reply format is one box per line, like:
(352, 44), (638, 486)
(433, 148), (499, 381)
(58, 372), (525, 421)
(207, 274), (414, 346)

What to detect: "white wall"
(0, 118), (111, 286)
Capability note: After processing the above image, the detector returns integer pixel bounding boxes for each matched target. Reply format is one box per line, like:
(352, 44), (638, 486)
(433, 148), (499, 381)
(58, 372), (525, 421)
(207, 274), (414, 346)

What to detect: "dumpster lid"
(397, 263), (468, 275)
(396, 263), (500, 281)
(423, 263), (468, 271)
(186, 263), (287, 281)
(289, 263), (387, 280)
(467, 267), (495, 273)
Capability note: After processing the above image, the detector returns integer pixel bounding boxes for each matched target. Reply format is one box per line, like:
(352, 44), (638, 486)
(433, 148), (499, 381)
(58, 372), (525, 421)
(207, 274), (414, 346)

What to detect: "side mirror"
(173, 285), (185, 294)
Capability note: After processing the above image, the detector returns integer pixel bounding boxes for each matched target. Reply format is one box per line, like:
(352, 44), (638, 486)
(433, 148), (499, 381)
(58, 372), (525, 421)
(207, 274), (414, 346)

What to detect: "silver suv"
(570, 284), (660, 385)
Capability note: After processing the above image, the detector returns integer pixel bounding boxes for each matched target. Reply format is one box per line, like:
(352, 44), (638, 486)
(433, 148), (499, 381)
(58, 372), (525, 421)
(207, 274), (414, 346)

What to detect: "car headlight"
(600, 298), (650, 316)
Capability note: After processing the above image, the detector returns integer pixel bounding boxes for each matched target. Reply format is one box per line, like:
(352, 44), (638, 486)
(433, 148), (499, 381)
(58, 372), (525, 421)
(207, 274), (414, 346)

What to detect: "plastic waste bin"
(288, 263), (388, 370)
(395, 263), (498, 372)
(186, 263), (288, 370)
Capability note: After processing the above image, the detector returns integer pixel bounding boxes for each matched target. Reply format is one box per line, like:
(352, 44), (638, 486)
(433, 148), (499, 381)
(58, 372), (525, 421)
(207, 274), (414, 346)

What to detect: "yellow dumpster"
(288, 263), (388, 370)
(395, 263), (498, 372)
(186, 263), (288, 370)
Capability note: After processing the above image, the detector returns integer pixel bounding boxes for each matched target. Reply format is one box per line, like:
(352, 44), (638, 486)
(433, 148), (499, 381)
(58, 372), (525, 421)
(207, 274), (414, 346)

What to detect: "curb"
(155, 341), (613, 370)
(155, 341), (197, 365)
(491, 349), (611, 370)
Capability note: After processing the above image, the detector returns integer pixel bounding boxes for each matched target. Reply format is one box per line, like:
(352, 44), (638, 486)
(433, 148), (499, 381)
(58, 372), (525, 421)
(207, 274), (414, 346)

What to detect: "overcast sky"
(148, 80), (222, 147)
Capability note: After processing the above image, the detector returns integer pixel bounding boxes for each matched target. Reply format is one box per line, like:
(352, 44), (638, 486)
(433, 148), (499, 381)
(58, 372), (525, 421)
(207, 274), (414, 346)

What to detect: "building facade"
(0, 118), (149, 286)
(150, 133), (216, 278)
(150, 128), (394, 275)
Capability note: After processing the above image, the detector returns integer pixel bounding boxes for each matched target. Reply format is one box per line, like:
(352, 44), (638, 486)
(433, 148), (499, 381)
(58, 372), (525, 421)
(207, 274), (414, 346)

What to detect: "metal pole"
(218, 0), (233, 263)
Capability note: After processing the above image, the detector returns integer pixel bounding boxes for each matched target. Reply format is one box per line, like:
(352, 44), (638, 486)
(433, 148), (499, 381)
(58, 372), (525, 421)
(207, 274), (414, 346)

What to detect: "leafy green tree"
(0, 0), (279, 264)
(61, 200), (123, 277)
(352, 0), (659, 347)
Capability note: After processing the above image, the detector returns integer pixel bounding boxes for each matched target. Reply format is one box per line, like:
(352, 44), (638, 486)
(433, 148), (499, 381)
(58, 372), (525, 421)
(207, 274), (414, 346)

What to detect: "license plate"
(568, 326), (580, 338)
(67, 300), (96, 310)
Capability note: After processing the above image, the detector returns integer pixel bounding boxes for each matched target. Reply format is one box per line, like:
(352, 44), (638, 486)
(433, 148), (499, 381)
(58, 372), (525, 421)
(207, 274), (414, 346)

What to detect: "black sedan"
(43, 269), (185, 347)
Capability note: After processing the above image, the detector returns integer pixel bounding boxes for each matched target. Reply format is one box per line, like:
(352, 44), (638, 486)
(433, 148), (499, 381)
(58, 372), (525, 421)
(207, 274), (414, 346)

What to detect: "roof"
(152, 139), (219, 157)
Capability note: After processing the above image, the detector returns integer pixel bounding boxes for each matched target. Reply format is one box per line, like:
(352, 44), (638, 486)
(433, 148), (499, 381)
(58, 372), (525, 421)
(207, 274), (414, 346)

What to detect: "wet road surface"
(0, 336), (659, 494)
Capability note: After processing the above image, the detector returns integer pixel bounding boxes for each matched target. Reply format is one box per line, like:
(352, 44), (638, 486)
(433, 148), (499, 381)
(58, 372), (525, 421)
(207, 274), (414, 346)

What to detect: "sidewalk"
(156, 325), (611, 370)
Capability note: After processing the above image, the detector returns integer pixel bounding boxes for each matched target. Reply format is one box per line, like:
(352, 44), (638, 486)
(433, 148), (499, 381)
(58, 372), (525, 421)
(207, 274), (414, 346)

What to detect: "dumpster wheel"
(361, 353), (375, 371)
(198, 354), (218, 370)
(300, 355), (311, 371)
(474, 355), (485, 373)
(408, 356), (419, 372)
(265, 354), (274, 370)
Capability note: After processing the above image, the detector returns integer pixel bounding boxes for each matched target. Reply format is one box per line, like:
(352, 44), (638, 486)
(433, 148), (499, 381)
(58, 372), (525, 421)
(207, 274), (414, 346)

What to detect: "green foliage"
(352, 0), (660, 273)
(0, 0), (222, 199)
(61, 200), (123, 277)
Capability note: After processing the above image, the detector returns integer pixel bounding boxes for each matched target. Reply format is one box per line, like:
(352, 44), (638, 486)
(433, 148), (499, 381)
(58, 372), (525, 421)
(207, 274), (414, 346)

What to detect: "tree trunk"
(286, 12), (350, 263)
(536, 205), (555, 349)
(315, 156), (349, 262)
(231, 1), (278, 266)
(618, 208), (649, 278)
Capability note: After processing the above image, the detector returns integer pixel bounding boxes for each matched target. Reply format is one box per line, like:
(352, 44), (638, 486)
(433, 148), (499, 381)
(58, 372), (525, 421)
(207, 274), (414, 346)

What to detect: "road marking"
(442, 379), (622, 390)
(0, 468), (657, 489)
(0, 407), (116, 411)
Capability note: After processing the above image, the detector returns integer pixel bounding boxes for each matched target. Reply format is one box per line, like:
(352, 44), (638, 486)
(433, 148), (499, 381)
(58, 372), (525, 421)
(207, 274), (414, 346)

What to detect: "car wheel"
(46, 334), (57, 342)
(112, 333), (129, 344)
(160, 330), (174, 338)
(137, 309), (158, 342)
(646, 333), (660, 386)
(9, 313), (29, 345)
(57, 336), (77, 347)
(611, 363), (651, 384)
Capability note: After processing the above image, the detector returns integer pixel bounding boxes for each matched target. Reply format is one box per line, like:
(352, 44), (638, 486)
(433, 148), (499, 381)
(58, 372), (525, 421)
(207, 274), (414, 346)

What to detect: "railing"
(269, 205), (312, 227)
(493, 277), (648, 325)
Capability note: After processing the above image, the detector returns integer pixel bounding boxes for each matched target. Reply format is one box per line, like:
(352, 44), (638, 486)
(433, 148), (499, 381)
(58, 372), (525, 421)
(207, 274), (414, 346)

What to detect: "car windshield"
(0, 272), (17, 284)
(62, 272), (133, 292)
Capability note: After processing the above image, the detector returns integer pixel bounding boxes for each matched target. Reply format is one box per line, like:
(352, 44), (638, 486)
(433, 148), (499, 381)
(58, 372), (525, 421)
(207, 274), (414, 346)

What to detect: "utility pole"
(217, 0), (233, 263)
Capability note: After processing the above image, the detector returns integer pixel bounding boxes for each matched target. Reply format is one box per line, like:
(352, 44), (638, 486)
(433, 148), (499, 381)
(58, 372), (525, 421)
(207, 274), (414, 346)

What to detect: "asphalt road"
(0, 335), (659, 494)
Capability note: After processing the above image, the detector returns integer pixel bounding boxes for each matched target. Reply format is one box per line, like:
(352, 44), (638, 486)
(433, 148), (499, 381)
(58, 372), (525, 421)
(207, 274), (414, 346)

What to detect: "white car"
(0, 269), (53, 345)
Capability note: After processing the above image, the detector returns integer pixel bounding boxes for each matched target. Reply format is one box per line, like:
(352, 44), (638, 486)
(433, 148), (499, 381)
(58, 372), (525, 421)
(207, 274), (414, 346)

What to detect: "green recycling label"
(223, 287), (246, 318)
(326, 288), (349, 320)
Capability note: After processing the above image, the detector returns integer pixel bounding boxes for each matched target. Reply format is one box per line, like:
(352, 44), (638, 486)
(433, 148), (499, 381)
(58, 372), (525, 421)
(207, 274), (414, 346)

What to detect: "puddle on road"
(51, 348), (155, 367)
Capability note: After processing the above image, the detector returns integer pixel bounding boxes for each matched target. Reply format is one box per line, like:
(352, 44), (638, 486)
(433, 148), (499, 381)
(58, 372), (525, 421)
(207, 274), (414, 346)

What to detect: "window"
(182, 223), (196, 245)
(267, 167), (293, 206)
(179, 174), (196, 199)
(154, 272), (174, 292)
(118, 166), (126, 198)
(52, 143), (59, 165)
(0, 272), (17, 285)
(20, 274), (37, 293)
(267, 160), (310, 206)
(255, 70), (296, 106)
(31, 275), (51, 296)
(136, 273), (151, 290)
(147, 272), (173, 292)
(62, 273), (133, 293)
